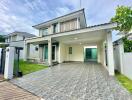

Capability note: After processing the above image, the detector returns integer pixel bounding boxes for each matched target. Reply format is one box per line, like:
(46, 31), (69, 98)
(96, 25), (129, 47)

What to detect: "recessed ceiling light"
(80, 43), (82, 44)
(74, 37), (78, 40)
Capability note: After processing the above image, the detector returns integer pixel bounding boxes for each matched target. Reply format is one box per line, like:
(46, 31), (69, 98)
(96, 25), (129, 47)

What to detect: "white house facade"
(5, 31), (38, 59)
(24, 9), (117, 76)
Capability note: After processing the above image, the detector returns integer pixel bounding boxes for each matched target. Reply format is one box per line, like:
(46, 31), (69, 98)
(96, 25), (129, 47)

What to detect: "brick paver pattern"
(11, 62), (132, 100)
(0, 81), (40, 100)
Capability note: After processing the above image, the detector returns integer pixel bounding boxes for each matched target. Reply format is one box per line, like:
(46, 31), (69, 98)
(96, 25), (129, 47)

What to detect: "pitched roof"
(33, 8), (86, 29)
(6, 31), (36, 38)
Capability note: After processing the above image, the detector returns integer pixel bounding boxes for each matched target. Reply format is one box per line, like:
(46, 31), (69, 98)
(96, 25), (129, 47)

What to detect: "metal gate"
(0, 49), (6, 74)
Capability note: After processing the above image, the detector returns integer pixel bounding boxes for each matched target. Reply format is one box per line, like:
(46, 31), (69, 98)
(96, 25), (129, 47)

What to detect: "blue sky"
(0, 0), (132, 40)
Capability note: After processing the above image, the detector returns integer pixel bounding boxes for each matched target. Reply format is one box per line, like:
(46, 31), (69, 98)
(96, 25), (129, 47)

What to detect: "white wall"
(114, 42), (132, 80)
(9, 41), (24, 47)
(114, 45), (121, 71)
(58, 43), (67, 63)
(16, 35), (23, 41)
(29, 44), (39, 59)
(58, 43), (84, 63)
(9, 41), (38, 60)
(67, 44), (84, 62)
(122, 53), (132, 80)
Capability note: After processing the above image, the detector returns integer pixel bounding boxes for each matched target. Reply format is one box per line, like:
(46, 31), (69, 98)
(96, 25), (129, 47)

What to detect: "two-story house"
(24, 9), (117, 76)
(5, 31), (38, 59)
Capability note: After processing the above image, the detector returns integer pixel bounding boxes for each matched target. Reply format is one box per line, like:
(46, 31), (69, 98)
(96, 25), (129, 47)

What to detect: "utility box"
(4, 47), (15, 79)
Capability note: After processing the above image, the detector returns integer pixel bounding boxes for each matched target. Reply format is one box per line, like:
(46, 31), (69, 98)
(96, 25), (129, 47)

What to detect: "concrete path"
(0, 81), (40, 100)
(11, 62), (132, 100)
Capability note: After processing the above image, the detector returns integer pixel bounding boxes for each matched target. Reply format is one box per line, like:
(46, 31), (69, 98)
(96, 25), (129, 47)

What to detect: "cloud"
(0, 0), (131, 40)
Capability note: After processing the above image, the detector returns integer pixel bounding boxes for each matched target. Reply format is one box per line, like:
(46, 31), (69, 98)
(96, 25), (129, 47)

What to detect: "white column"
(24, 41), (27, 61)
(77, 18), (80, 29)
(97, 45), (101, 63)
(107, 31), (115, 76)
(102, 42), (106, 66)
(4, 47), (15, 79)
(48, 38), (52, 66)
(38, 45), (43, 62)
(58, 22), (60, 33)
(118, 41), (124, 74)
(51, 25), (54, 34)
(24, 42), (30, 61)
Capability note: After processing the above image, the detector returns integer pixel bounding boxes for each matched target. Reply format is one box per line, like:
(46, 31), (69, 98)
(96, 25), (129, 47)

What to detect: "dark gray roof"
(113, 32), (132, 45)
(6, 31), (36, 38)
(33, 8), (86, 29)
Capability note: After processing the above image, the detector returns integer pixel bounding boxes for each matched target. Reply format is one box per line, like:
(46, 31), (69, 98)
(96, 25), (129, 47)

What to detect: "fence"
(114, 41), (132, 80)
(122, 53), (132, 79)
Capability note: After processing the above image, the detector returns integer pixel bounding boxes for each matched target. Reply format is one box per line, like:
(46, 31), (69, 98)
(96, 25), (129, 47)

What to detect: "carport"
(24, 22), (117, 76)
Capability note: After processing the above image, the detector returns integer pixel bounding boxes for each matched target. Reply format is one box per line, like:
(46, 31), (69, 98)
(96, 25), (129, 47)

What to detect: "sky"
(0, 0), (132, 41)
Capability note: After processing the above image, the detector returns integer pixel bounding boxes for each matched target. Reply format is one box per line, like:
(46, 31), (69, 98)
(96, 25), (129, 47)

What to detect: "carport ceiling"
(54, 30), (106, 44)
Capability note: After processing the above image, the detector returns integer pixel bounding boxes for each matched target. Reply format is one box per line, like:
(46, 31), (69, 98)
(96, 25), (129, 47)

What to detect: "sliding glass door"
(84, 48), (97, 62)
(43, 45), (56, 61)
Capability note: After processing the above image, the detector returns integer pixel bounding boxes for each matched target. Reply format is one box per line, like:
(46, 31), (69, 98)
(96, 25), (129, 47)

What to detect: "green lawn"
(14, 60), (48, 75)
(115, 72), (132, 93)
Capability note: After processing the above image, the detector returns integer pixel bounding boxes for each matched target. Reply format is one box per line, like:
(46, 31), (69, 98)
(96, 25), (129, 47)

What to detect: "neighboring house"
(113, 32), (132, 79)
(5, 31), (38, 59)
(24, 9), (117, 76)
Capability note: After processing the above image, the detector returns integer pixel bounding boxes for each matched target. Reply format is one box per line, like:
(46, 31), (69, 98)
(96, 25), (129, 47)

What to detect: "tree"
(123, 37), (132, 52)
(0, 35), (5, 42)
(111, 6), (132, 34)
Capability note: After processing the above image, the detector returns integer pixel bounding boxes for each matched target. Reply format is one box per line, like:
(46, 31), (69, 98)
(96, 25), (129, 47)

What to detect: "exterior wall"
(60, 19), (78, 32)
(16, 35), (23, 41)
(9, 41), (38, 60)
(122, 53), (132, 80)
(114, 42), (132, 79)
(29, 44), (39, 59)
(9, 41), (24, 47)
(66, 44), (84, 62)
(58, 43), (84, 63)
(58, 43), (67, 63)
(114, 45), (122, 72)
(97, 44), (105, 65)
(11, 35), (17, 41)
(38, 46), (43, 62)
(39, 18), (79, 37)
(6, 35), (24, 43)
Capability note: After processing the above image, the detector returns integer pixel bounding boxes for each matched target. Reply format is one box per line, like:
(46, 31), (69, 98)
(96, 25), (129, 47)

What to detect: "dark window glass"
(53, 23), (58, 33)
(69, 47), (72, 54)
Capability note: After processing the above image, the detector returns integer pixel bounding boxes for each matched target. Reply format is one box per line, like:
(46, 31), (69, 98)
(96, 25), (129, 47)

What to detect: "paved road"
(11, 62), (132, 100)
(0, 81), (40, 100)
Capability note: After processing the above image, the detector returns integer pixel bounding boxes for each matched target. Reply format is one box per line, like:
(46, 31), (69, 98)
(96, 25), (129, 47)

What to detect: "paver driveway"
(0, 81), (40, 100)
(11, 62), (132, 100)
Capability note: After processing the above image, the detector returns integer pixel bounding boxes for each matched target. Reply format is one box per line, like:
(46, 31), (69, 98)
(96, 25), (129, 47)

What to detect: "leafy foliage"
(111, 6), (132, 33)
(123, 37), (132, 52)
(0, 35), (5, 42)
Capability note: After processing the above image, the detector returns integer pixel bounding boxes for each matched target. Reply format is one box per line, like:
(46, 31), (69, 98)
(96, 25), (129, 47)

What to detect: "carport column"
(106, 31), (115, 76)
(24, 41), (30, 61)
(48, 38), (52, 66)
(97, 44), (101, 63)
(102, 42), (106, 66)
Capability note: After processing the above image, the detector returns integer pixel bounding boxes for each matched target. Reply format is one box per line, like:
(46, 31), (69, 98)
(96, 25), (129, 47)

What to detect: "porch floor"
(11, 62), (132, 100)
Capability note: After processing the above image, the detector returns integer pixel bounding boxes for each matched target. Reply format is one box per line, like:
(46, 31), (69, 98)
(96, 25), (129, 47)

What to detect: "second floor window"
(42, 28), (48, 36)
(53, 23), (58, 33)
